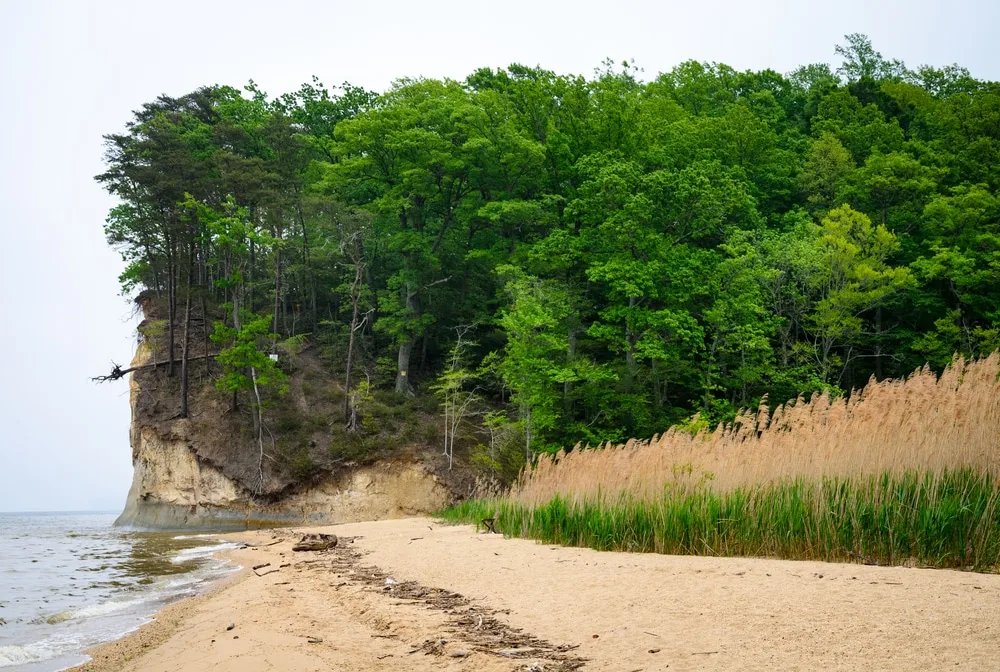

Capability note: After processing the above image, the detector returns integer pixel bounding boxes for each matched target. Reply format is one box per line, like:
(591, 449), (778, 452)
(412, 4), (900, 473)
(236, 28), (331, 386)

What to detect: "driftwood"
(292, 533), (338, 552)
(479, 510), (500, 534)
(848, 551), (884, 566)
(92, 353), (222, 382)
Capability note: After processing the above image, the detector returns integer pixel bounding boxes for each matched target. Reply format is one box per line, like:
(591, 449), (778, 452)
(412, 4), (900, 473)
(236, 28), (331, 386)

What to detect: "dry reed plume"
(514, 353), (1000, 506)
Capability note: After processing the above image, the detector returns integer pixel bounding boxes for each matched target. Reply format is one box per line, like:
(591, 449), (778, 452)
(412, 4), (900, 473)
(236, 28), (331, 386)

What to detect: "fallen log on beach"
(292, 533), (338, 552)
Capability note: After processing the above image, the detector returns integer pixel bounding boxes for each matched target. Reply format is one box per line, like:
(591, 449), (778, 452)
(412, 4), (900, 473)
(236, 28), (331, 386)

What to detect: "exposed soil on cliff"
(128, 293), (478, 504)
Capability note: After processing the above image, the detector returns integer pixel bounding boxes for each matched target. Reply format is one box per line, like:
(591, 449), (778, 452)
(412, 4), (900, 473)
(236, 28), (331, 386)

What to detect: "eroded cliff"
(115, 298), (469, 530)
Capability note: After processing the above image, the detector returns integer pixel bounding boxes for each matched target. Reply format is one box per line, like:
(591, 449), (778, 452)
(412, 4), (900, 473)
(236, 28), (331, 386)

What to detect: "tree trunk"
(344, 263), (363, 424)
(296, 200), (317, 331)
(875, 306), (884, 380)
(250, 365), (265, 494)
(273, 245), (281, 342)
(395, 286), (419, 394)
(179, 240), (194, 418)
(166, 233), (176, 377)
(145, 245), (160, 298)
(201, 294), (211, 376)
(248, 237), (255, 313)
(395, 339), (414, 394)
(564, 326), (576, 413)
(625, 296), (637, 386)
(525, 405), (532, 464)
(418, 333), (429, 375)
(231, 283), (241, 413)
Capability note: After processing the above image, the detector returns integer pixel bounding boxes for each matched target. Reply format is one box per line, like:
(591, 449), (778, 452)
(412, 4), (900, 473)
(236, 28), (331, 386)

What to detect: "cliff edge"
(115, 297), (472, 530)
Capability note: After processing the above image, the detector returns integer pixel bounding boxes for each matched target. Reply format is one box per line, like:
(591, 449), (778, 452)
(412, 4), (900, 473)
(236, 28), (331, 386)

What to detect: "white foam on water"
(0, 631), (87, 669)
(171, 533), (218, 540)
(165, 575), (201, 589)
(0, 644), (46, 668)
(73, 597), (148, 619)
(170, 542), (244, 565)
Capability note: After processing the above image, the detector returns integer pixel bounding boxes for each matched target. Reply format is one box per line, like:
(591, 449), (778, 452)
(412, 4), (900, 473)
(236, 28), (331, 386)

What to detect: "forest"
(98, 34), (1000, 475)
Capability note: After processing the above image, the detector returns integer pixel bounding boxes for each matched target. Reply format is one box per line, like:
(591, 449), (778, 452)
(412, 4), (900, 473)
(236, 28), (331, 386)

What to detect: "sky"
(0, 0), (997, 512)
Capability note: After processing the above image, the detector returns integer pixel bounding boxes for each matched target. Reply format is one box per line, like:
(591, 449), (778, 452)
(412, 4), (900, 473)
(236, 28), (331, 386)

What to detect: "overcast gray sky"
(0, 0), (997, 512)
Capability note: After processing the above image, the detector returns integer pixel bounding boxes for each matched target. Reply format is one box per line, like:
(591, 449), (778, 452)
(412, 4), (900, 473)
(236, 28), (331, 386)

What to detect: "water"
(0, 513), (241, 671)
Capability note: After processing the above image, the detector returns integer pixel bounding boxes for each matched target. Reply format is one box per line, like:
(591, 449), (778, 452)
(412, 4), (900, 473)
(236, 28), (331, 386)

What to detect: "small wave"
(171, 533), (218, 540)
(73, 597), (147, 619)
(0, 640), (63, 668)
(45, 611), (73, 625)
(170, 542), (243, 565)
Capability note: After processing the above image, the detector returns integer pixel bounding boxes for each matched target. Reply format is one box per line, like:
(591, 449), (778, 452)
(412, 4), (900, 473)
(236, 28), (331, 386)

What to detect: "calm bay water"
(0, 513), (242, 671)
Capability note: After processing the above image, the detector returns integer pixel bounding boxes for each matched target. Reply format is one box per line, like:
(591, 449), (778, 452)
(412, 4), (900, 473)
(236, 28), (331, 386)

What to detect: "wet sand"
(73, 517), (1000, 671)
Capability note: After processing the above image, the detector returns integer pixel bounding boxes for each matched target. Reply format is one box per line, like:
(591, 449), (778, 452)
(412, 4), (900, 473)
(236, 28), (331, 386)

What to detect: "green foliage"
(211, 313), (288, 397)
(278, 334), (310, 357)
(98, 36), (1000, 471)
(469, 410), (525, 485)
(441, 469), (1000, 572)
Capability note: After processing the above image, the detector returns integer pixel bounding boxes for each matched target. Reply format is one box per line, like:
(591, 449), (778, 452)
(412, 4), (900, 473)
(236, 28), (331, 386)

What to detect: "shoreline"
(68, 517), (1000, 671)
(68, 558), (250, 672)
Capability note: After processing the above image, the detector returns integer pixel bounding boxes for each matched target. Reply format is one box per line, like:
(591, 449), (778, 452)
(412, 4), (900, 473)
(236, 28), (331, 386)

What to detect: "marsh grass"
(441, 355), (1000, 570)
(443, 469), (1000, 570)
(516, 354), (1000, 506)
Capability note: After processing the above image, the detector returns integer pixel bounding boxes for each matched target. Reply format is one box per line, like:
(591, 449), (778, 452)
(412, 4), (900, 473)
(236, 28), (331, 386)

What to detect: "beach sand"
(72, 517), (1000, 671)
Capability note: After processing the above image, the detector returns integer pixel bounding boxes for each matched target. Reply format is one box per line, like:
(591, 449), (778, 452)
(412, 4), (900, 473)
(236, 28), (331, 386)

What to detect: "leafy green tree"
(911, 185), (1000, 362)
(212, 313), (288, 493)
(799, 133), (855, 215)
(430, 326), (481, 470)
(807, 205), (914, 382)
(495, 266), (606, 459)
(835, 33), (911, 83)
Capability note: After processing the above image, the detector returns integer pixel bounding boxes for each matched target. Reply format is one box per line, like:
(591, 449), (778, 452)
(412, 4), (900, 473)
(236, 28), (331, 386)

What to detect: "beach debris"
(497, 647), (539, 658)
(649, 648), (661, 654)
(386, 577), (398, 586)
(479, 510), (500, 534)
(409, 638), (448, 655)
(254, 567), (280, 577)
(451, 649), (469, 658)
(848, 551), (883, 566)
(324, 540), (587, 670)
(307, 636), (323, 644)
(252, 562), (270, 571)
(292, 533), (338, 552)
(226, 623), (235, 631)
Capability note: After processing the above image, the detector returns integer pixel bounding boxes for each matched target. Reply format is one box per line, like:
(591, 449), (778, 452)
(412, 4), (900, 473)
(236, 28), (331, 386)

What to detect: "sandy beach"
(72, 517), (1000, 671)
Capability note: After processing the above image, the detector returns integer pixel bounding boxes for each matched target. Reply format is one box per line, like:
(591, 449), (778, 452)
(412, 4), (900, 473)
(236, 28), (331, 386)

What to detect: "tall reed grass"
(516, 354), (1000, 506)
(443, 355), (1000, 570)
